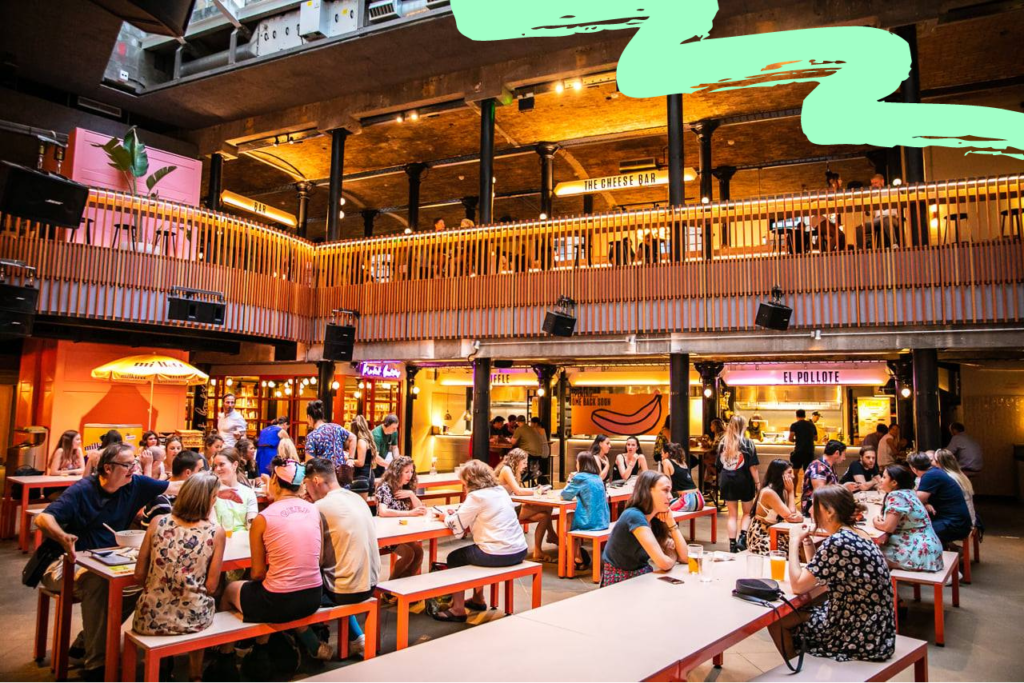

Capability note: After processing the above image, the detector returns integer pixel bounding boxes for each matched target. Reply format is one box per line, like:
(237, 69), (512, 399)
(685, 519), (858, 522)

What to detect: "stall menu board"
(570, 390), (664, 437)
(857, 397), (892, 442)
(84, 424), (143, 451)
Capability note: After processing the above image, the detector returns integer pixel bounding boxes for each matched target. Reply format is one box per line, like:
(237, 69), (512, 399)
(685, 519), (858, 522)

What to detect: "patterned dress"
(746, 490), (789, 556)
(795, 529), (896, 662)
(133, 516), (217, 635)
(305, 423), (352, 467)
(879, 488), (944, 572)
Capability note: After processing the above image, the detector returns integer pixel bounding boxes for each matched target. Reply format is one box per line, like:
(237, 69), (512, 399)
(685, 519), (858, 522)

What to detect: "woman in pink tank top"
(222, 457), (331, 660)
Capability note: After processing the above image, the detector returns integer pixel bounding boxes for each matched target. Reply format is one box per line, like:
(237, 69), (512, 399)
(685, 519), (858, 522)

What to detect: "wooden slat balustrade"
(1, 175), (1022, 346)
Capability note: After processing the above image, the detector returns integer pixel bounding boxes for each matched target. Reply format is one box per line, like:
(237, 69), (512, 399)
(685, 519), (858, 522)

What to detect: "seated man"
(908, 452), (972, 547)
(304, 458), (380, 657)
(946, 422), (983, 478)
(34, 444), (181, 680)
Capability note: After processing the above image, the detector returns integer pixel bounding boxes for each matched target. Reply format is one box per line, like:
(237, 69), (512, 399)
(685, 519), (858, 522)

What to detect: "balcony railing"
(1, 175), (1022, 345)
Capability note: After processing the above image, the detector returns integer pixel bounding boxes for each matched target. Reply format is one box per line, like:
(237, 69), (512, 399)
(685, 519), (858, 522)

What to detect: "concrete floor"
(1, 499), (1021, 682)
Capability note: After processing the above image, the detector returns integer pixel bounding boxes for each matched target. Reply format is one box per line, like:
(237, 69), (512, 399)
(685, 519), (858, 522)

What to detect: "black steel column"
(405, 162), (427, 232)
(713, 166), (737, 202)
(471, 357), (492, 462)
(894, 25), (925, 185)
(533, 364), (557, 484)
(327, 128), (349, 242)
(207, 152), (223, 211)
(692, 121), (719, 201)
(296, 181), (315, 239)
(478, 98), (497, 225)
(361, 210), (378, 238)
(403, 366), (420, 457)
(695, 362), (725, 438)
(669, 353), (690, 446)
(583, 195), (594, 215)
(912, 348), (940, 451)
(889, 355), (915, 444)
(667, 95), (686, 207)
(316, 360), (335, 423)
(536, 142), (558, 218)
(557, 371), (569, 481)
(461, 196), (478, 222)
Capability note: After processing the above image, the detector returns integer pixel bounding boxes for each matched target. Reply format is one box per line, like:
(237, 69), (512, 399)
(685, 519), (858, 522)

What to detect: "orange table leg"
(592, 539), (604, 584)
(489, 583), (499, 608)
(972, 530), (980, 563)
(55, 557), (74, 682)
(429, 538), (438, 566)
(769, 528), (778, 551)
(105, 581), (124, 681)
(710, 511), (717, 544)
(34, 590), (50, 662)
(363, 605), (378, 659)
(952, 567), (960, 607)
(892, 579), (900, 632)
(933, 584), (945, 646)
(143, 652), (160, 683)
(960, 540), (971, 584)
(121, 639), (137, 682)
(338, 617), (349, 660)
(531, 570), (542, 609)
(689, 518), (696, 542)
(713, 653), (724, 667)
(914, 650), (929, 682)
(396, 598), (410, 650)
(557, 508), (568, 578)
(504, 580), (514, 615)
(19, 484), (32, 553)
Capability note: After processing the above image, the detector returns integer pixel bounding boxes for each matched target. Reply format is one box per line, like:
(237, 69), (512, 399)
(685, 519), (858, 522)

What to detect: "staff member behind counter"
(788, 409), (818, 497)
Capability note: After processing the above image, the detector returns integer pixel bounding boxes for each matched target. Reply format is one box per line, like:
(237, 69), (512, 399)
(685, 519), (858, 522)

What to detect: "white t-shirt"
(315, 488), (380, 595)
(213, 482), (258, 533)
(444, 486), (528, 556)
(218, 410), (247, 448)
(878, 433), (895, 466)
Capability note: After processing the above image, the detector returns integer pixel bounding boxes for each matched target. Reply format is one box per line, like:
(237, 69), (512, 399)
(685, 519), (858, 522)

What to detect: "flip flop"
(465, 599), (489, 611)
(530, 554), (557, 564)
(432, 609), (468, 623)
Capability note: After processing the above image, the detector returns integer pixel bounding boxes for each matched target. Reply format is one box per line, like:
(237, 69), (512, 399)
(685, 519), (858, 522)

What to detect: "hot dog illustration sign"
(571, 391), (664, 437)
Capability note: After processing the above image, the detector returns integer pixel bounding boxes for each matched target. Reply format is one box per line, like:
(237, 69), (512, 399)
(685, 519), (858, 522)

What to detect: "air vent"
(619, 158), (659, 173)
(76, 96), (123, 119)
(367, 0), (398, 23)
(425, 0), (450, 8)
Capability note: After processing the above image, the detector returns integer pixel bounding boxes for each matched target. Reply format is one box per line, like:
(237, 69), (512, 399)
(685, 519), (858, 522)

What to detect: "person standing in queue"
(256, 416), (289, 476)
(788, 409), (818, 504)
(717, 415), (761, 553)
(217, 392), (247, 449)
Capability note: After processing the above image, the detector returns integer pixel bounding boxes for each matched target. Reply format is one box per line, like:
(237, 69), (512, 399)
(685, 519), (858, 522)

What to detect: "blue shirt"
(257, 425), (285, 475)
(602, 507), (652, 572)
(918, 468), (972, 533)
(561, 471), (610, 532)
(44, 475), (168, 551)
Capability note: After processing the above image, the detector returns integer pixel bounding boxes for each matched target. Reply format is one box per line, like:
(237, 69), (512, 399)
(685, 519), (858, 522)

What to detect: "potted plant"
(93, 126), (177, 198)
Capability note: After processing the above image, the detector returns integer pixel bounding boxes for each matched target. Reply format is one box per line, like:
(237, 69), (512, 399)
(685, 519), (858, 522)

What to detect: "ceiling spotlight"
(275, 390), (282, 397)
(893, 178), (903, 186)
(310, 377), (317, 385)
(261, 381), (267, 388)
(539, 212), (548, 220)
(354, 390), (362, 398)
(536, 387), (545, 397)
(268, 380), (276, 388)
(703, 386), (714, 398)
(701, 196), (710, 204)
(225, 378), (233, 386)
(285, 386), (292, 395)
(412, 385), (421, 395)
(338, 210), (345, 219)
(410, 111), (419, 121)
(210, 379), (217, 386)
(555, 81), (565, 94)
(301, 378), (309, 385)
(339, 197), (346, 206)
(358, 381), (365, 389)
(331, 380), (340, 391)
(404, 227), (413, 234)
(396, 113), (405, 123)
(900, 386), (912, 398)
(572, 79), (583, 92)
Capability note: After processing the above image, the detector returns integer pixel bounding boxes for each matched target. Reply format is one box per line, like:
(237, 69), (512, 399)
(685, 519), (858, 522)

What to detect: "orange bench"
(751, 634), (928, 681)
(121, 600), (377, 681)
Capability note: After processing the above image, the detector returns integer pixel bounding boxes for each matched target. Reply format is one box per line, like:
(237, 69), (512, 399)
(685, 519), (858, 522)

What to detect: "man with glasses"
(34, 444), (183, 681)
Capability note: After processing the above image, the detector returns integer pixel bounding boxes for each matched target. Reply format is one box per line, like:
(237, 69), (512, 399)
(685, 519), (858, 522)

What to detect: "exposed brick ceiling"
(209, 11), (1024, 241)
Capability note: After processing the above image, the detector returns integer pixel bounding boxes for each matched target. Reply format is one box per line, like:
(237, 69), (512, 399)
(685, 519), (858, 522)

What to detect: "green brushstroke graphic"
(450, 0), (1024, 160)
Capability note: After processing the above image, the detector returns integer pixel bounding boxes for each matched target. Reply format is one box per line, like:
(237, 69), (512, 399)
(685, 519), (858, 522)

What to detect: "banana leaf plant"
(92, 126), (177, 198)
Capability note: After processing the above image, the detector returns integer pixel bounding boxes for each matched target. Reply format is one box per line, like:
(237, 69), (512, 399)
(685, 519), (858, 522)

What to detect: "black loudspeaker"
(0, 162), (90, 229)
(542, 311), (577, 337)
(323, 324), (356, 361)
(755, 301), (793, 331)
(0, 283), (39, 337)
(168, 296), (225, 326)
(87, 0), (197, 37)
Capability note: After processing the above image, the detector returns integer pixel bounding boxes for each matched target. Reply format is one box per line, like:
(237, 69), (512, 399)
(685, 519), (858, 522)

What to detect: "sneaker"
(348, 634), (365, 658)
(312, 642), (334, 661)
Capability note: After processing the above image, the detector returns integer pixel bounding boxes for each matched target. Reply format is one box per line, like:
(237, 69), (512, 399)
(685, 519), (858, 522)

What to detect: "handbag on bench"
(732, 578), (806, 673)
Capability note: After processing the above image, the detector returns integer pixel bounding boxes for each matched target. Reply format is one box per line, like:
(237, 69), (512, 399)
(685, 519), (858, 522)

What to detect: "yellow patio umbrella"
(90, 354), (209, 431)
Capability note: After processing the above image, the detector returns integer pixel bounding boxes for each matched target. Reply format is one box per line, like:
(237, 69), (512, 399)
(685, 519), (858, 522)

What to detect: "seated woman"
(432, 460), (527, 622)
(46, 430), (85, 476)
(769, 485), (895, 663)
(496, 448), (555, 563)
(872, 465), (943, 572)
(82, 429), (122, 477)
(612, 436), (649, 482)
(840, 448), (881, 492)
(561, 452), (611, 571)
(375, 456), (428, 580)
(200, 434), (223, 471)
(747, 459), (803, 556)
(211, 448), (259, 534)
(349, 416), (378, 499)
(234, 438), (260, 481)
(134, 473), (226, 681)
(933, 449), (978, 529)
(165, 435), (184, 469)
(659, 442), (704, 512)
(600, 470), (688, 587)
(222, 457), (330, 661)
(590, 434), (613, 482)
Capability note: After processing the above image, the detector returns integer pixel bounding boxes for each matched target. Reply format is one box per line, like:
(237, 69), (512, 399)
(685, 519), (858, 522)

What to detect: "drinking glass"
(746, 553), (763, 577)
(687, 544), (702, 575)
(769, 550), (786, 581)
(700, 551), (715, 583)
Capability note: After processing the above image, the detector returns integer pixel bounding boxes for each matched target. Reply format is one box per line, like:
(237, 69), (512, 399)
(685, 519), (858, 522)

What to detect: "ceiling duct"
(87, 0), (197, 37)
(367, 0), (398, 23)
(619, 158), (660, 173)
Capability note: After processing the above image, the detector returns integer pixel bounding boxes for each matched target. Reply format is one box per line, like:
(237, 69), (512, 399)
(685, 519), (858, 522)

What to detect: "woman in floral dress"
(872, 464), (944, 572)
(134, 473), (226, 681)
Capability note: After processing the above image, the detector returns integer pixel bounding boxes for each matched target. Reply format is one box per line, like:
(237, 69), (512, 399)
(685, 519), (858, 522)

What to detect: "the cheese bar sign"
(721, 362), (888, 387)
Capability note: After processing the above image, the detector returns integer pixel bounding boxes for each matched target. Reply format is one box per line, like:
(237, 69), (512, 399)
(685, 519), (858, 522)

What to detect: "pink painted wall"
(62, 128), (202, 254)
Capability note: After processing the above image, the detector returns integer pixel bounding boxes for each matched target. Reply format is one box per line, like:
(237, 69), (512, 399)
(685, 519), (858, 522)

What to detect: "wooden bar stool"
(154, 228), (176, 257)
(112, 223), (137, 250)
(943, 213), (969, 243)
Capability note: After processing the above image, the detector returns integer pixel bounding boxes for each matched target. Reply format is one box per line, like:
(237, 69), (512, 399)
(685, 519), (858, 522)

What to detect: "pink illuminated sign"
(721, 363), (889, 386)
(359, 362), (402, 380)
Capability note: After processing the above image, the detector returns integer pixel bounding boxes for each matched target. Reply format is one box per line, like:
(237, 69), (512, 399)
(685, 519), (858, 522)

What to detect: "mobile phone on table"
(432, 506), (446, 516)
(658, 576), (685, 585)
